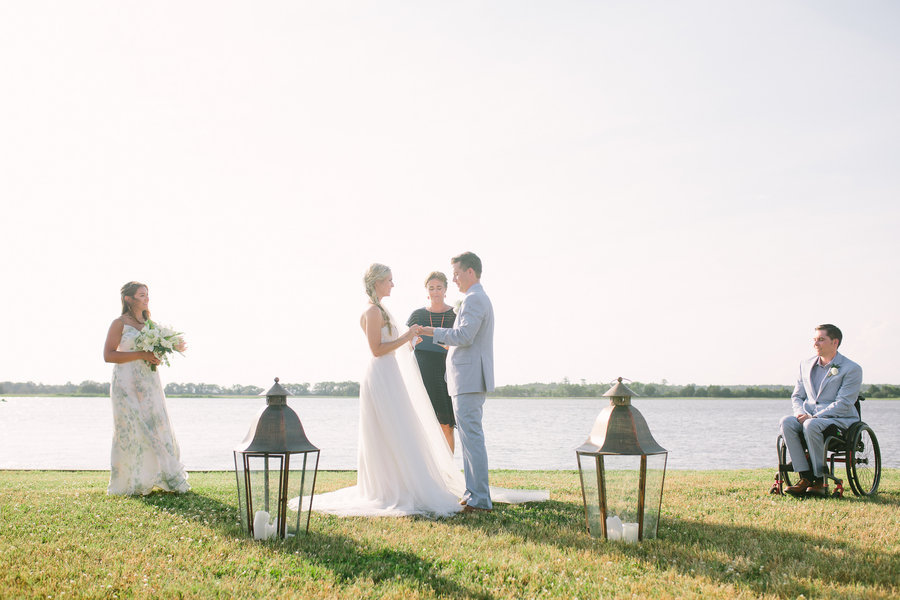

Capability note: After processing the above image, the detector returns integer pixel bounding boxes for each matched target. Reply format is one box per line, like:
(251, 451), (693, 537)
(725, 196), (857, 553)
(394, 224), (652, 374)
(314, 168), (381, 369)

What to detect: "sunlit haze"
(2, 2), (899, 390)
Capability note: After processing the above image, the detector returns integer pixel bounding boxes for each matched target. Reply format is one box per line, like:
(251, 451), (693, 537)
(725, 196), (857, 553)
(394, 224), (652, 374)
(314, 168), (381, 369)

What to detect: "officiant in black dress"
(407, 271), (457, 452)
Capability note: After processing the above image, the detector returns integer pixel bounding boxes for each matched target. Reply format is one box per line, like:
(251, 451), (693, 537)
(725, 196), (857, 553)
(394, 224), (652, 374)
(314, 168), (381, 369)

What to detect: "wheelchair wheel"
(846, 424), (881, 496)
(777, 435), (793, 489)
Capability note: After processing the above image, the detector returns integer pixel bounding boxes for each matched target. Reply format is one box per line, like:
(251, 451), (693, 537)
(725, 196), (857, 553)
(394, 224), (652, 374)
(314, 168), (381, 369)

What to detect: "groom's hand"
(419, 326), (435, 337)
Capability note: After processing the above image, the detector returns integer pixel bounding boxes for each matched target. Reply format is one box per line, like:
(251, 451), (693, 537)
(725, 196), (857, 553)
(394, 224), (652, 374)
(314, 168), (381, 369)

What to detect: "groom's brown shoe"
(459, 500), (468, 506)
(462, 504), (492, 514)
(784, 478), (814, 497)
(805, 481), (829, 497)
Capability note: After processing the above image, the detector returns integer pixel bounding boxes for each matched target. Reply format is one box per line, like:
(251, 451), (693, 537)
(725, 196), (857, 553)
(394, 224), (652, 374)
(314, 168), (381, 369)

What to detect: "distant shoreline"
(0, 394), (349, 399)
(4, 394), (899, 400)
(9, 380), (900, 399)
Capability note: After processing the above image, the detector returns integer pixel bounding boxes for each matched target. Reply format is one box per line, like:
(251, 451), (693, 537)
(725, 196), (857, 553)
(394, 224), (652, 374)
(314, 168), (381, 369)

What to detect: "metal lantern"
(575, 377), (668, 542)
(234, 378), (320, 539)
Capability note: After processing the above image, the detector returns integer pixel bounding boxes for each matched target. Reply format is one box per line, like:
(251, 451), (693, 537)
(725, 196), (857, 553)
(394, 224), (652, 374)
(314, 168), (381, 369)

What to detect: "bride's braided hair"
(363, 264), (393, 335)
(120, 281), (151, 321)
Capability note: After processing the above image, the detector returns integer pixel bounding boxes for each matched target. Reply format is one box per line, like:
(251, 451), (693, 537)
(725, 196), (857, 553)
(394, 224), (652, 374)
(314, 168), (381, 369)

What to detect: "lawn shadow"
(447, 494), (900, 598)
(123, 474), (899, 599)
(844, 489), (900, 507)
(286, 530), (490, 599)
(653, 516), (900, 598)
(130, 489), (244, 537)
(129, 491), (489, 599)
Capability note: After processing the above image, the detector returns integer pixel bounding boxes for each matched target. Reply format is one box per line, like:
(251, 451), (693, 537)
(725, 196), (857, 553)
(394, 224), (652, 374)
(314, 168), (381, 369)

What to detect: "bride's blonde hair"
(363, 263), (393, 335)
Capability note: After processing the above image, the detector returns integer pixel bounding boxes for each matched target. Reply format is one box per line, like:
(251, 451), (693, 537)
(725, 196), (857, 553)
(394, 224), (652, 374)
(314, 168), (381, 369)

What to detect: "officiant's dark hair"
(816, 324), (842, 347)
(452, 251), (482, 278)
(121, 281), (151, 321)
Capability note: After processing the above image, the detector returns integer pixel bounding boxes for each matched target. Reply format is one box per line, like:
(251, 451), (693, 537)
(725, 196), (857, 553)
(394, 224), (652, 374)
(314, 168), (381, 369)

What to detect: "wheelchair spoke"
(847, 424), (881, 496)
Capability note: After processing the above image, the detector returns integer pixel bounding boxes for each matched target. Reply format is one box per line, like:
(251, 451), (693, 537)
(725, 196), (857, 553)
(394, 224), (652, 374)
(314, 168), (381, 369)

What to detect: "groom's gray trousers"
(453, 392), (492, 510)
(780, 415), (857, 477)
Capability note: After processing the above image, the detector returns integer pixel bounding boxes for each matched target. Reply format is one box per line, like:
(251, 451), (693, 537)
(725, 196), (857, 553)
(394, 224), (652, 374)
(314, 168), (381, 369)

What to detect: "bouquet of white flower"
(134, 320), (185, 371)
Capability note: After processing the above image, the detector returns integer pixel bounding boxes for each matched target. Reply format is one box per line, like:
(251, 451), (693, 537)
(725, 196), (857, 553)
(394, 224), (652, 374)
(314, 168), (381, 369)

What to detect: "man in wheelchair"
(780, 324), (862, 497)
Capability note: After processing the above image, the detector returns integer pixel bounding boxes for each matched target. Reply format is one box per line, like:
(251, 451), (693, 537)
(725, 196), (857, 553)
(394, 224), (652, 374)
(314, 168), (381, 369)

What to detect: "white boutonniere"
(829, 365), (840, 377)
(453, 300), (463, 314)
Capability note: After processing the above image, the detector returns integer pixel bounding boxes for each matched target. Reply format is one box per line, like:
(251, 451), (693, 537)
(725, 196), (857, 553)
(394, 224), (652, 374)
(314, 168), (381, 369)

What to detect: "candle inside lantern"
(605, 516), (623, 541)
(622, 522), (639, 543)
(253, 511), (278, 540)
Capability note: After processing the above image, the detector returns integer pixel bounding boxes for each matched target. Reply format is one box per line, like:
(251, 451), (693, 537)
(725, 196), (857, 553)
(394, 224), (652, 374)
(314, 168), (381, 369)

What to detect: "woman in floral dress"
(102, 281), (190, 495)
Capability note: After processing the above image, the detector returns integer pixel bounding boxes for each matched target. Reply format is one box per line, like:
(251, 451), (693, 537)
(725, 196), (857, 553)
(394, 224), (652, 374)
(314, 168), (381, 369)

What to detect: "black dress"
(407, 307), (457, 427)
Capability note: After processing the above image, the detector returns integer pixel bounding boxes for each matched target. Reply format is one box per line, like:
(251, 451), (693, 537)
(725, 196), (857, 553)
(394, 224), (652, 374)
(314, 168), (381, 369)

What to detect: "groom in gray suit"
(781, 324), (862, 497)
(420, 251), (494, 513)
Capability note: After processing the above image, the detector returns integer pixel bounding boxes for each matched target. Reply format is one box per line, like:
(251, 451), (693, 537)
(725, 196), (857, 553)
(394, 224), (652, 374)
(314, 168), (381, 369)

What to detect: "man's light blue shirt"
(810, 357), (834, 402)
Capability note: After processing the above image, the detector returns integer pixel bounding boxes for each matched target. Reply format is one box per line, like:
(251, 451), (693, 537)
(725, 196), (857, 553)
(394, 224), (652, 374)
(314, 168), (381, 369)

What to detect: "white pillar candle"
(622, 522), (639, 543)
(606, 516), (623, 540)
(254, 511), (273, 540)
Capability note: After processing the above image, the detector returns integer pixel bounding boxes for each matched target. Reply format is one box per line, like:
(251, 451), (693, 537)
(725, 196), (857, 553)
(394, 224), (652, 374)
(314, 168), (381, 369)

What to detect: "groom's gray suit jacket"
(791, 351), (861, 423)
(433, 282), (494, 396)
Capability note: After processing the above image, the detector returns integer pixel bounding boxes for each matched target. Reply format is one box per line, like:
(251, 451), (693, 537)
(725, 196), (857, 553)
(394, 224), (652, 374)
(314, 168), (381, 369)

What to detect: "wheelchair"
(771, 395), (881, 498)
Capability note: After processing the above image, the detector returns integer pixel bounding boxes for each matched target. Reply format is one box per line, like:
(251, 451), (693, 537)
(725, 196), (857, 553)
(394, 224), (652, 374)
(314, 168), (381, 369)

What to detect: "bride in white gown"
(301, 264), (547, 518)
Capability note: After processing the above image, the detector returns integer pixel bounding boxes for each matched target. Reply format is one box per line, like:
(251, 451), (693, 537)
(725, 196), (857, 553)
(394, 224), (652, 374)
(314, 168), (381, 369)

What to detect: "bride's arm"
(364, 306), (420, 357)
(103, 319), (161, 365)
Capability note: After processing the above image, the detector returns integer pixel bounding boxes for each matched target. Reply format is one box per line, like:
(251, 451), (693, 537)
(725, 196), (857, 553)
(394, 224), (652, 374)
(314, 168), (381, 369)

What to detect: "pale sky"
(2, 1), (899, 390)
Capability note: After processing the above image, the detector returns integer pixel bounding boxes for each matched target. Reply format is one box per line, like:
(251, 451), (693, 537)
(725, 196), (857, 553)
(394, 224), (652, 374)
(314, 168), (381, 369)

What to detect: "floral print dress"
(107, 325), (190, 495)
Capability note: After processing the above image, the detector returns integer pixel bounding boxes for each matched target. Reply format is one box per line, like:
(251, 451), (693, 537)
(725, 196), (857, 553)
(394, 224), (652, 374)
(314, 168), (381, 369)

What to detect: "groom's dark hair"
(452, 251), (482, 278)
(816, 324), (842, 347)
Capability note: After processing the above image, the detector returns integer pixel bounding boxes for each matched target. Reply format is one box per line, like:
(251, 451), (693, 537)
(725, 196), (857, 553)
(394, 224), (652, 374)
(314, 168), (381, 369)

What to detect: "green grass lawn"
(1, 469), (898, 599)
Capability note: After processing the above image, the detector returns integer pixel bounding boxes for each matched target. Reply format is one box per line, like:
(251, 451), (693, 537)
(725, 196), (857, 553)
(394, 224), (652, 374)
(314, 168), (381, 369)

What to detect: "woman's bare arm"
(363, 306), (419, 357)
(103, 318), (160, 365)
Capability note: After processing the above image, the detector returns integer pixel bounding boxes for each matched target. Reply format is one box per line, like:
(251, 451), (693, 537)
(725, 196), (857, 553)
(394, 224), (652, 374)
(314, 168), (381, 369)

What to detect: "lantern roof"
(261, 377), (293, 401)
(235, 378), (318, 454)
(576, 404), (667, 455)
(602, 377), (638, 399)
(577, 378), (666, 456)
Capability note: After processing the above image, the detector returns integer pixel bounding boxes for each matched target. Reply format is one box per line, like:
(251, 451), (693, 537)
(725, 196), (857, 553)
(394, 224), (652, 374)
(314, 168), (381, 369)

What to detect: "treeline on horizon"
(495, 379), (900, 398)
(4, 379), (900, 399)
(0, 380), (361, 397)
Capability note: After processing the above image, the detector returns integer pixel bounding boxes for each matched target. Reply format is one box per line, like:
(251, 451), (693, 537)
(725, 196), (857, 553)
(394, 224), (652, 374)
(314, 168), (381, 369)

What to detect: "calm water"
(1, 397), (898, 471)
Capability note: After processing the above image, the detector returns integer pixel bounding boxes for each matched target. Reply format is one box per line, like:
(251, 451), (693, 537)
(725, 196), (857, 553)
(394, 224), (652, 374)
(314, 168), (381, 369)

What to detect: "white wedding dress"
(295, 310), (548, 518)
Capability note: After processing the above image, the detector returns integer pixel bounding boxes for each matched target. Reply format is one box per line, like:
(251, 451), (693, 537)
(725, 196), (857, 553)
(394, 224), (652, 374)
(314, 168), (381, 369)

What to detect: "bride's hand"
(407, 325), (422, 340)
(143, 352), (161, 365)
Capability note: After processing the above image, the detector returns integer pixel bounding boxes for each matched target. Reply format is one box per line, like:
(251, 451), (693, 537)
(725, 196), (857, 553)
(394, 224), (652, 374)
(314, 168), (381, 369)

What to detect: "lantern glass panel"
(577, 453), (603, 537)
(246, 454), (285, 534)
(641, 453), (667, 539)
(234, 452), (248, 532)
(603, 454), (641, 529)
(285, 451), (319, 537)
